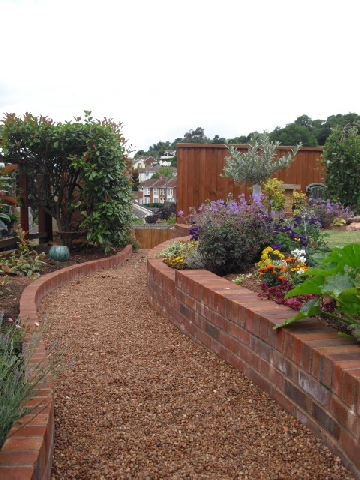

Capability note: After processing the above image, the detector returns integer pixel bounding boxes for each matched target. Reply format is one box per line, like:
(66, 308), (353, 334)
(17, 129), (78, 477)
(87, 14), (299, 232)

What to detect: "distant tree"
(152, 167), (176, 179)
(211, 135), (226, 144)
(315, 113), (360, 145)
(227, 135), (248, 144)
(179, 127), (210, 144)
(294, 114), (314, 129)
(269, 123), (318, 147)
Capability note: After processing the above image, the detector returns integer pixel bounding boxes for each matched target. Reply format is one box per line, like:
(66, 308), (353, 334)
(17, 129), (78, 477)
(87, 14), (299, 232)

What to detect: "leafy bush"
(192, 196), (273, 275)
(157, 240), (198, 270)
(1, 112), (133, 250)
(323, 123), (360, 214)
(274, 243), (360, 341)
(260, 178), (285, 212)
(0, 230), (46, 277)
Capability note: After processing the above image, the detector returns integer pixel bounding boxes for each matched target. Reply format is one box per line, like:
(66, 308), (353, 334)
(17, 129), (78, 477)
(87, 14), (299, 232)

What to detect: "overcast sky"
(1, 0), (359, 153)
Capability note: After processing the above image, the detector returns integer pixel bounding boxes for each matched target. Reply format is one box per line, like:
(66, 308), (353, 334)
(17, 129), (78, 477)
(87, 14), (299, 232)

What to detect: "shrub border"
(0, 245), (133, 480)
(147, 238), (360, 479)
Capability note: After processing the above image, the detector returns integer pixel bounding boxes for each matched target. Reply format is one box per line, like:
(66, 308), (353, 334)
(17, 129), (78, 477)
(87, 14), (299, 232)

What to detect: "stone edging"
(0, 245), (133, 480)
(147, 238), (360, 480)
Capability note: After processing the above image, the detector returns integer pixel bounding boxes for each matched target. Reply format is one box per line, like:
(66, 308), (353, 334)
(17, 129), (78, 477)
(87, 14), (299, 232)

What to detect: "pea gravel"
(39, 250), (354, 480)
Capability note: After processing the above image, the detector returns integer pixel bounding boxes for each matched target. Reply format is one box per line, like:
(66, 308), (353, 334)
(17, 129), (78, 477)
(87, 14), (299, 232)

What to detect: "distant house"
(159, 160), (171, 166)
(132, 156), (155, 170)
(138, 165), (162, 183)
(160, 150), (176, 159)
(138, 165), (177, 183)
(138, 177), (177, 205)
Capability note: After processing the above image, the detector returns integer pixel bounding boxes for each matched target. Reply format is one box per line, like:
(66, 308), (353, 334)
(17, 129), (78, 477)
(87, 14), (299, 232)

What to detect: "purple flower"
(178, 210), (184, 217)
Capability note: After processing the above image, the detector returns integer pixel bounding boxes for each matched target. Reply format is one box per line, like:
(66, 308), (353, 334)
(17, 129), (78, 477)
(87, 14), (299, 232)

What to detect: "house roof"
(139, 177), (177, 188)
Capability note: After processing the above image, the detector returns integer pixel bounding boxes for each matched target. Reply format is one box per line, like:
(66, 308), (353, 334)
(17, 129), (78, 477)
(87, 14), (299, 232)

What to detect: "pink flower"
(15, 325), (21, 329)
(8, 318), (13, 322)
(34, 322), (40, 327)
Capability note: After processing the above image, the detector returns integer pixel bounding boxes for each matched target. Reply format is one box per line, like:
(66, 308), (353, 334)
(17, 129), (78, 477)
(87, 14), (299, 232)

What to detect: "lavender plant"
(192, 195), (273, 275)
(0, 313), (68, 448)
(307, 198), (353, 229)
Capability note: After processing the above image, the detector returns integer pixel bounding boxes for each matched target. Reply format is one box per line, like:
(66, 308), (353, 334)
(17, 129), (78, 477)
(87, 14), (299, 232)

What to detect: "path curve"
(39, 251), (353, 479)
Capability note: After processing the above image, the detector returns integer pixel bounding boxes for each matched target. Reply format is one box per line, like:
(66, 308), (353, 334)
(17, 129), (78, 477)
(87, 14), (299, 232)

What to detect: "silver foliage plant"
(222, 133), (302, 187)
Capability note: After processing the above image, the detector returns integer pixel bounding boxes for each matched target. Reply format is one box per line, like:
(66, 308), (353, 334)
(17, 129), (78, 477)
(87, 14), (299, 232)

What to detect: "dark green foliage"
(323, 124), (360, 214)
(193, 198), (273, 276)
(1, 111), (133, 249)
(269, 123), (318, 147)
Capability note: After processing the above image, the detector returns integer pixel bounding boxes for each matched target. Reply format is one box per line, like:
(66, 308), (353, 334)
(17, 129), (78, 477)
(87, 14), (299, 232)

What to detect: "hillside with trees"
(135, 113), (360, 160)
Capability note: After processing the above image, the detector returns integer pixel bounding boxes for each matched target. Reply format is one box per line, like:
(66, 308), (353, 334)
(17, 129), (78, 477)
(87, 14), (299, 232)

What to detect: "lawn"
(324, 229), (360, 249)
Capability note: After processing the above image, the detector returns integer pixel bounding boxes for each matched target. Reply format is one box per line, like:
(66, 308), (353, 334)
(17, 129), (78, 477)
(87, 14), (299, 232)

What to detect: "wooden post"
(19, 172), (29, 238)
(277, 184), (301, 218)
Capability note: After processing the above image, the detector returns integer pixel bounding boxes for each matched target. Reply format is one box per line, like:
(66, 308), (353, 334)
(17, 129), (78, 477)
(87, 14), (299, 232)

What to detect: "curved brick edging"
(147, 239), (360, 480)
(0, 245), (133, 480)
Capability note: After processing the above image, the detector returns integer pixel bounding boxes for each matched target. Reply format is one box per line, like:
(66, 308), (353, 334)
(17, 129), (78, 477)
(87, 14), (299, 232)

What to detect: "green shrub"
(274, 244), (360, 341)
(323, 124), (360, 214)
(193, 196), (273, 276)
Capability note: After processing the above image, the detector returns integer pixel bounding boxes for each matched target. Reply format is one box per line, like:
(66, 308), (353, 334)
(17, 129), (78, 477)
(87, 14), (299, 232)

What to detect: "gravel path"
(39, 251), (354, 480)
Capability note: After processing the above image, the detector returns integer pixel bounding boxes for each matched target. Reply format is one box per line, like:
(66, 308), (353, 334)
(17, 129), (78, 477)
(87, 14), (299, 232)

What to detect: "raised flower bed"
(148, 238), (360, 479)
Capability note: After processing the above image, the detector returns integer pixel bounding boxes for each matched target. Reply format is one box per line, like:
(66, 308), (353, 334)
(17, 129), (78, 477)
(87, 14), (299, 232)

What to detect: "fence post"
(19, 173), (29, 237)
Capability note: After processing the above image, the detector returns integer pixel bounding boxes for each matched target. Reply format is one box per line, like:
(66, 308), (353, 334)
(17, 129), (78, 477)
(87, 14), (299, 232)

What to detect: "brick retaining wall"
(147, 239), (360, 479)
(0, 245), (133, 480)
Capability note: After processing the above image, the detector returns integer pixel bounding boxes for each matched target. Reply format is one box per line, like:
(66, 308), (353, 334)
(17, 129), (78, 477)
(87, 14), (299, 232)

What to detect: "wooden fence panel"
(131, 227), (173, 249)
(177, 144), (324, 218)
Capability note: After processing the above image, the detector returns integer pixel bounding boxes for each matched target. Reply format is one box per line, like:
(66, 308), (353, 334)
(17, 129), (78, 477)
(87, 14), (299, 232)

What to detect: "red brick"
(229, 322), (250, 346)
(2, 436), (43, 452)
(340, 429), (360, 470)
(219, 331), (239, 355)
(0, 466), (35, 480)
(342, 370), (359, 408)
(330, 396), (350, 430)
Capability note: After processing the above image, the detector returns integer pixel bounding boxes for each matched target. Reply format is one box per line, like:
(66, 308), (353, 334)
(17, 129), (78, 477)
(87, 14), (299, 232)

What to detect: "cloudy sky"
(0, 0), (359, 153)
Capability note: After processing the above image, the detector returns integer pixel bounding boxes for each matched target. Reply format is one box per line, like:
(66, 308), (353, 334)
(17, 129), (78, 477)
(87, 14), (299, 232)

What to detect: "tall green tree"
(1, 111), (133, 249)
(323, 123), (360, 213)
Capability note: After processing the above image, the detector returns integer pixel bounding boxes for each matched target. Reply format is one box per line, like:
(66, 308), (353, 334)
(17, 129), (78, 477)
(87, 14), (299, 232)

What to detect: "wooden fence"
(131, 225), (174, 249)
(176, 144), (325, 219)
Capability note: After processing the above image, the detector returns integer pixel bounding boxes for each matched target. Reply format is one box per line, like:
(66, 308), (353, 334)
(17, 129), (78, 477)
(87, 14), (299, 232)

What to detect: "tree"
(179, 127), (210, 144)
(1, 111), (133, 249)
(222, 133), (301, 190)
(323, 123), (360, 213)
(151, 167), (176, 179)
(315, 113), (360, 145)
(227, 135), (249, 144)
(269, 123), (318, 147)
(211, 135), (226, 144)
